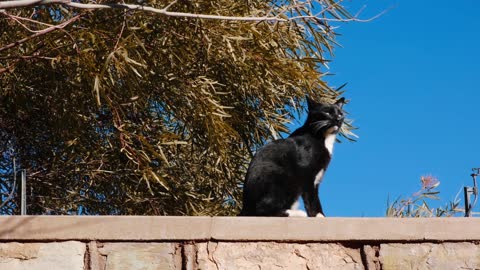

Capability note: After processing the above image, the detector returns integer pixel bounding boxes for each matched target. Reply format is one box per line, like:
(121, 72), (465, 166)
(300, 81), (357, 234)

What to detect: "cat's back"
(246, 138), (297, 171)
(250, 133), (319, 164)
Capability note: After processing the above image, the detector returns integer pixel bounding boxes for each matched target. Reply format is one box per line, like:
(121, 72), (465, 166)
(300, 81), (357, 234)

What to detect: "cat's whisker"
(310, 120), (330, 134)
(310, 120), (328, 128)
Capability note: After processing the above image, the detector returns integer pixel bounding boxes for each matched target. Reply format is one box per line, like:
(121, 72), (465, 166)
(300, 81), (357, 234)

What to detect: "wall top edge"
(0, 216), (478, 241)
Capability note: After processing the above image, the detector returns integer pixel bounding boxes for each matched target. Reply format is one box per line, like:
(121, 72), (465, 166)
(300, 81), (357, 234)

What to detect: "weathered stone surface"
(196, 242), (363, 270)
(362, 245), (380, 270)
(98, 242), (181, 270)
(0, 241), (85, 270)
(2, 216), (480, 242)
(0, 216), (212, 241)
(182, 243), (198, 270)
(88, 241), (106, 270)
(380, 243), (480, 270)
(0, 242), (40, 260)
(211, 217), (480, 242)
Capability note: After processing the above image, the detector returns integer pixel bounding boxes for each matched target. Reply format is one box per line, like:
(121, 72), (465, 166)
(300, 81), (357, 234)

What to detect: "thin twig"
(162, 0), (177, 10)
(1, 11), (55, 28)
(290, 7), (388, 23)
(3, 13), (39, 33)
(0, 55), (56, 60)
(0, 14), (81, 53)
(113, 11), (127, 51)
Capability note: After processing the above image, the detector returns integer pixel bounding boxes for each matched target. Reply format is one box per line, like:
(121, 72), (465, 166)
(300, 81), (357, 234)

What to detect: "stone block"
(195, 242), (363, 270)
(98, 242), (181, 270)
(0, 241), (85, 270)
(380, 243), (480, 270)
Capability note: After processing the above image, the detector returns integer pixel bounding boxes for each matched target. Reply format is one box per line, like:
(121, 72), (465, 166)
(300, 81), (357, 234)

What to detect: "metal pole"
(465, 186), (472, 217)
(465, 168), (480, 217)
(20, 169), (26, 215)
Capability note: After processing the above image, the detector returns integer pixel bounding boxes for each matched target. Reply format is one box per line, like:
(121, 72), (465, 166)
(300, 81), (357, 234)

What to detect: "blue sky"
(291, 1), (480, 216)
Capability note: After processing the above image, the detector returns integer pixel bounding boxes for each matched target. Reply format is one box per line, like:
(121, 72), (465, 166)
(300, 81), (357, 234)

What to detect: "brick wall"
(0, 216), (479, 269)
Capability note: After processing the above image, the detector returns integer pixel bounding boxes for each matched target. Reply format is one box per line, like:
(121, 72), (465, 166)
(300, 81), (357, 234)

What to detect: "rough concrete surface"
(380, 242), (480, 270)
(2, 216), (480, 241)
(0, 217), (480, 270)
(0, 241), (85, 270)
(0, 216), (212, 241)
(195, 242), (364, 270)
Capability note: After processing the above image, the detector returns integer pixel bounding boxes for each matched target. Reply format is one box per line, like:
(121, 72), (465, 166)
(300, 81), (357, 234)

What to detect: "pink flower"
(421, 175), (440, 190)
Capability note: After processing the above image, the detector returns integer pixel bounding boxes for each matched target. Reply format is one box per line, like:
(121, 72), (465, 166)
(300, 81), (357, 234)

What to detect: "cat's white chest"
(314, 134), (336, 187)
(325, 134), (336, 155)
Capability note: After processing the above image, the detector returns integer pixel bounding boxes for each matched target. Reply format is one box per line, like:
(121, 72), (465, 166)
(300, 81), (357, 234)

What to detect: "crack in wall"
(83, 243), (90, 270)
(207, 241), (220, 270)
(85, 241), (106, 270)
(361, 245), (381, 270)
(181, 242), (198, 270)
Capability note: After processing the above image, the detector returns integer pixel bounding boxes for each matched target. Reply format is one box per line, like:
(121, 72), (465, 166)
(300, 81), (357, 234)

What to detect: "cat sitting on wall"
(239, 97), (345, 217)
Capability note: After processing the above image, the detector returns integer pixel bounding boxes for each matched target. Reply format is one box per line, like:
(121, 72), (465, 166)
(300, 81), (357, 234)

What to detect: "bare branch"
(162, 0), (177, 11)
(0, 0), (287, 21)
(0, 0), (47, 9)
(1, 11), (55, 28)
(290, 3), (390, 23)
(113, 12), (127, 51)
(3, 12), (40, 33)
(0, 0), (387, 24)
(0, 14), (81, 53)
(0, 55), (56, 60)
(0, 0), (367, 23)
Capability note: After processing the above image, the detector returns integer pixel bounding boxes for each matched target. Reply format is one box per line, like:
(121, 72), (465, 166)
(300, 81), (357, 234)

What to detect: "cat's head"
(306, 97), (345, 136)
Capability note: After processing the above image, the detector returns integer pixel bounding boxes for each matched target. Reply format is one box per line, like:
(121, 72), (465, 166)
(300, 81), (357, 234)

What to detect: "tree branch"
(0, 14), (81, 53)
(2, 11), (55, 29)
(0, 0), (287, 21)
(0, 0), (378, 23)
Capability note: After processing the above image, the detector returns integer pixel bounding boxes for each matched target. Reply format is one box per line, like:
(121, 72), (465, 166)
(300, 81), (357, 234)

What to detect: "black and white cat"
(239, 97), (345, 217)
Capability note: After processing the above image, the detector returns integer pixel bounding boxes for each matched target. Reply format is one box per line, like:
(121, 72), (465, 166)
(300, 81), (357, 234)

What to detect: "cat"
(239, 97), (345, 217)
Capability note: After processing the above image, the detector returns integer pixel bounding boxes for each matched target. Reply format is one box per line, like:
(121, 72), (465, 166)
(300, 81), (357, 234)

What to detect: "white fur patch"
(289, 197), (301, 210)
(315, 212), (325, 218)
(286, 197), (307, 217)
(314, 169), (325, 187)
(286, 209), (308, 217)
(325, 134), (336, 155)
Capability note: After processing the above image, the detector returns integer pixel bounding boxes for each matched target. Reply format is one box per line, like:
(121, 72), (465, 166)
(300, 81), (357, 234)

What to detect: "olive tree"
(0, 0), (360, 215)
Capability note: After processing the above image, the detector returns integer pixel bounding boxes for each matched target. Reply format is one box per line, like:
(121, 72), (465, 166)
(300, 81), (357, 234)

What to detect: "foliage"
(0, 0), (353, 215)
(386, 176), (463, 218)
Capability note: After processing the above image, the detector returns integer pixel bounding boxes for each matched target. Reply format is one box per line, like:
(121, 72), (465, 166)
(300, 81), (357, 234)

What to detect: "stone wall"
(0, 216), (479, 269)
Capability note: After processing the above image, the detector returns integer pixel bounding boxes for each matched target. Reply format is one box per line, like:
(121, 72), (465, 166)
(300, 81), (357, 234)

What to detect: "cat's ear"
(335, 97), (346, 109)
(306, 96), (320, 110)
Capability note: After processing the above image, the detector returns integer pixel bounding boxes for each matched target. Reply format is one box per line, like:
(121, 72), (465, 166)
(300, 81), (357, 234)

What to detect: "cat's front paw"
(286, 209), (308, 217)
(315, 213), (325, 218)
